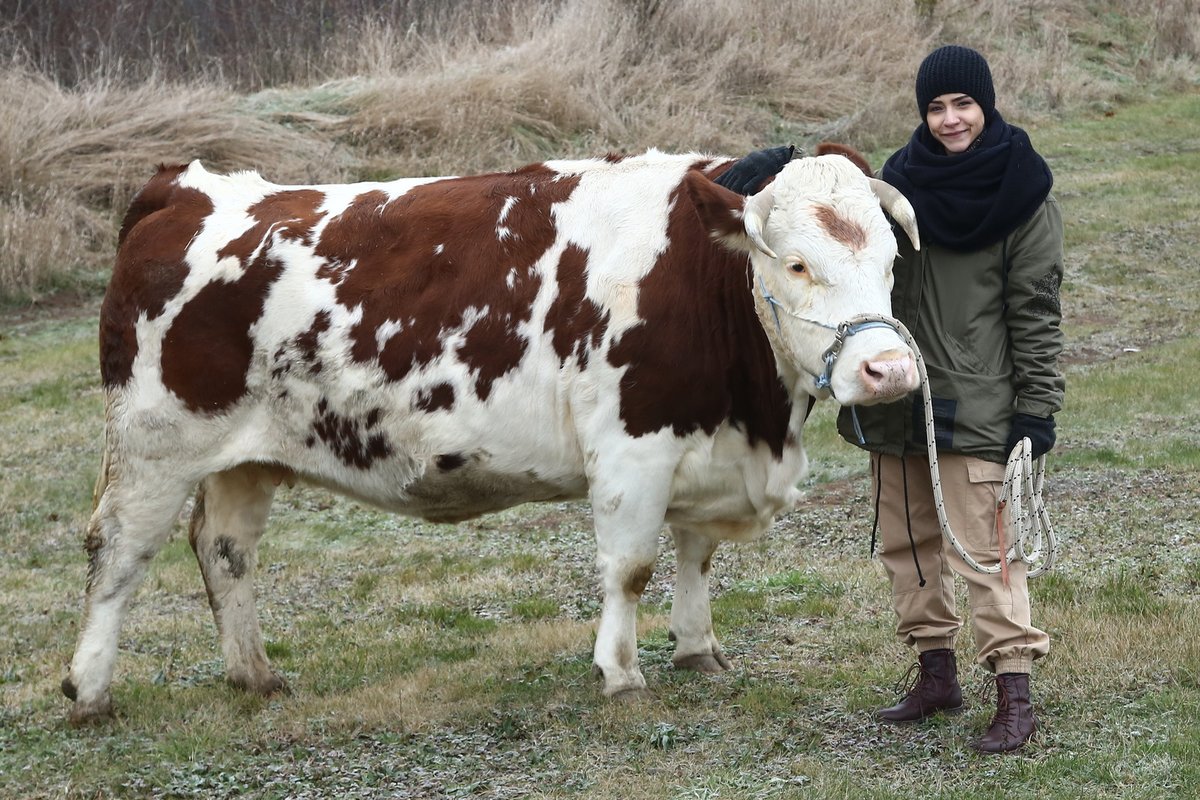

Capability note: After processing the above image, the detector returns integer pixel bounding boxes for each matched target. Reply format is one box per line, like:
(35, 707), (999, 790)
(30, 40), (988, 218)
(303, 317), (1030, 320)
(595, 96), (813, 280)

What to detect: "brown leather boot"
(876, 648), (964, 723)
(972, 673), (1037, 753)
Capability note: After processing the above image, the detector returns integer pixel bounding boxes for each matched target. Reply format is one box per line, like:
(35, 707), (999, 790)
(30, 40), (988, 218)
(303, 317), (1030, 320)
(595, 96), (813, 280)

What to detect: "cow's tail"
(92, 398), (115, 511)
(118, 163), (190, 247)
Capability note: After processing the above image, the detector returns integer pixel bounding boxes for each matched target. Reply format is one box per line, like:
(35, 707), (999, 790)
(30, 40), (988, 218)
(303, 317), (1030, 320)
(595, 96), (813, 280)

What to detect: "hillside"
(1, 0), (1197, 304)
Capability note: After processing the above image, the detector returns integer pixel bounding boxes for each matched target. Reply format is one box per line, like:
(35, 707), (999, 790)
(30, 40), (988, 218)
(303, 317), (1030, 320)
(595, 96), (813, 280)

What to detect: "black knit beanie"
(915, 45), (995, 120)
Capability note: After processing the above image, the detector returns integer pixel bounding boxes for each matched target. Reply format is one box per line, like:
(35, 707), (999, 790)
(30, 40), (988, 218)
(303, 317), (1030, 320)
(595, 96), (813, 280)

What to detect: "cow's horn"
(743, 185), (777, 259)
(867, 178), (920, 251)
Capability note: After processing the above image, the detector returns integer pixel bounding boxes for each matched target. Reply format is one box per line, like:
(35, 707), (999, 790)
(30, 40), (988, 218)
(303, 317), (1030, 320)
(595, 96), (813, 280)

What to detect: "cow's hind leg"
(669, 526), (731, 673)
(188, 464), (284, 696)
(63, 473), (195, 723)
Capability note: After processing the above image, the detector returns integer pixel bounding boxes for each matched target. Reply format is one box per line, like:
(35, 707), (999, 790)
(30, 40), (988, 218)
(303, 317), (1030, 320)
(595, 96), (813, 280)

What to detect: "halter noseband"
(756, 273), (900, 398)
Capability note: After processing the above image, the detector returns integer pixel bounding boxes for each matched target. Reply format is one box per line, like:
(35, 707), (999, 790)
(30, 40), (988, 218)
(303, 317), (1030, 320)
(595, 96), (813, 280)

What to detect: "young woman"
(838, 44), (1063, 753)
(716, 44), (1064, 753)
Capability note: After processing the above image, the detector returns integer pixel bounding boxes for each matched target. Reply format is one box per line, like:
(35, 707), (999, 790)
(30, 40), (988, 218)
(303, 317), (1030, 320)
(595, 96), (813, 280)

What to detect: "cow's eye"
(789, 261), (807, 275)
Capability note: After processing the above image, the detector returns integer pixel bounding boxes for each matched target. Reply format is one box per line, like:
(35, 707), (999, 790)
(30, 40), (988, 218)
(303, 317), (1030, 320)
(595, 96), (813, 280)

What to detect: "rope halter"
(755, 273), (898, 400)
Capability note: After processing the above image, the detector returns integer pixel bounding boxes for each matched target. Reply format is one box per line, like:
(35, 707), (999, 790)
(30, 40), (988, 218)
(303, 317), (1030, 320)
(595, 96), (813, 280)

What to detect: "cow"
(62, 145), (921, 723)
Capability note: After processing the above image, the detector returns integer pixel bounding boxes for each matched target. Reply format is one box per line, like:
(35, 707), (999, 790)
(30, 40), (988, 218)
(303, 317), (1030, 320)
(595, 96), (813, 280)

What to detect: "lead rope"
(751, 272), (1058, 576)
(863, 313), (1059, 577)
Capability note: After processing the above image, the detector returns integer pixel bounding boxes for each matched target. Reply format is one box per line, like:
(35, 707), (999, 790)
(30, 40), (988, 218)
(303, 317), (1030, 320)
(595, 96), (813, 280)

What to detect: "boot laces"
(987, 678), (1025, 738)
(893, 661), (929, 699)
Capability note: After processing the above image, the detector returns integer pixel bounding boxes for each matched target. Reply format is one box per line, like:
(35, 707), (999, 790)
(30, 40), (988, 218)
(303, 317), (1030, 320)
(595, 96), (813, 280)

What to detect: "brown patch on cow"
(415, 382), (456, 413)
(436, 453), (466, 471)
(603, 152), (628, 163)
(543, 244), (608, 367)
(161, 246), (286, 413)
(271, 310), (331, 380)
(309, 398), (392, 469)
(83, 525), (105, 593)
(608, 181), (793, 457)
(219, 190), (326, 268)
(214, 536), (248, 579)
(296, 310), (330, 365)
(315, 169), (579, 398)
(100, 165), (211, 388)
(814, 205), (868, 252)
(815, 141), (875, 178)
(624, 565), (654, 600)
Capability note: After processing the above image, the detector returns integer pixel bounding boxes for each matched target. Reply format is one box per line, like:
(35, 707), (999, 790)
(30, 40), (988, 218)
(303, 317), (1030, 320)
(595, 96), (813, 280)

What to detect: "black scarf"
(881, 111), (1053, 251)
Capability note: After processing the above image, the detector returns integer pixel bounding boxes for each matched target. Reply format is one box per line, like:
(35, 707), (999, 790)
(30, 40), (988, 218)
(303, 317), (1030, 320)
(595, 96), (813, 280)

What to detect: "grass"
(2, 0), (1198, 304)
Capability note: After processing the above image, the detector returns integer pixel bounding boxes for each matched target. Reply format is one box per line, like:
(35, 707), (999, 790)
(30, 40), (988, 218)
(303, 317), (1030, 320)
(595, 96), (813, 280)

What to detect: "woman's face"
(925, 93), (985, 154)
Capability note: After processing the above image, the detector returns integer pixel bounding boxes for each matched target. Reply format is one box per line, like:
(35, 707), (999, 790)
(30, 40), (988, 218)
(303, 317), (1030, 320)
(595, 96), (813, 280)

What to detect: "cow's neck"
(716, 260), (805, 459)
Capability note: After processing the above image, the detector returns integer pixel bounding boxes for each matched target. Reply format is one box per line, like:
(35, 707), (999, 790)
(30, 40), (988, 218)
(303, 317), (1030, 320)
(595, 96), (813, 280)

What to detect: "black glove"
(1006, 413), (1056, 458)
(713, 145), (796, 195)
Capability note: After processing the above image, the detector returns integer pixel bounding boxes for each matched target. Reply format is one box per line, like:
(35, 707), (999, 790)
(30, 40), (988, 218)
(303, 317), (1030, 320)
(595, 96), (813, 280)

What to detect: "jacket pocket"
(966, 459), (1006, 484)
(922, 362), (1015, 456)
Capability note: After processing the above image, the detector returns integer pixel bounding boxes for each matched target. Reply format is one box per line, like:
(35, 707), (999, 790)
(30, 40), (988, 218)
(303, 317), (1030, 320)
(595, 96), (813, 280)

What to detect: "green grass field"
(1, 90), (1198, 799)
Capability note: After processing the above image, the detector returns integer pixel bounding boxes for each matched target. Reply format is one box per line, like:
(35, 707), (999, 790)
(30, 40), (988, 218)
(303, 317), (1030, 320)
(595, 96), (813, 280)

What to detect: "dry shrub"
(322, 0), (932, 176)
(0, 64), (351, 210)
(0, 189), (111, 303)
(1150, 0), (1200, 60)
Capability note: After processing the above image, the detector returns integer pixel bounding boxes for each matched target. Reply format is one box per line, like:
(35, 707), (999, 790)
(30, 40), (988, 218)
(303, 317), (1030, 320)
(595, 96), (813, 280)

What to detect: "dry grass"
(0, 0), (1197, 303)
(0, 188), (110, 302)
(0, 65), (350, 205)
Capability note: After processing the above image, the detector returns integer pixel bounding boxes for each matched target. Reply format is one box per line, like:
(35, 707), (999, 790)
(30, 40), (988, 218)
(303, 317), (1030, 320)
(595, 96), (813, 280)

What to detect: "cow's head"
(687, 154), (921, 406)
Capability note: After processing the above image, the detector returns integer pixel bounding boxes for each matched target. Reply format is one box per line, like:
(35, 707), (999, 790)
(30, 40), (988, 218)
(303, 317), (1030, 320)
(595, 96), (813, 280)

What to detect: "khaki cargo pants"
(871, 452), (1050, 674)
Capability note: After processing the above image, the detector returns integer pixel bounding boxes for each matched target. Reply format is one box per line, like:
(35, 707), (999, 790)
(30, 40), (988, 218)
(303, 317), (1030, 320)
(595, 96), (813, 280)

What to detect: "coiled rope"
(847, 313), (1059, 577)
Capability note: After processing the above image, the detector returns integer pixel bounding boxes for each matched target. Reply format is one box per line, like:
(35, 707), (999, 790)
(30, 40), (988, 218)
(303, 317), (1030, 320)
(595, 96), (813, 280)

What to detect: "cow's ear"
(684, 169), (759, 256)
(815, 141), (875, 178)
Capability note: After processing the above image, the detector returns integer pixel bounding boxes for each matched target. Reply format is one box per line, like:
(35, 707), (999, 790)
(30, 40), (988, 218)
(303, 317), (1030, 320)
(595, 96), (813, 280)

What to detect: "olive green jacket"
(837, 197), (1065, 464)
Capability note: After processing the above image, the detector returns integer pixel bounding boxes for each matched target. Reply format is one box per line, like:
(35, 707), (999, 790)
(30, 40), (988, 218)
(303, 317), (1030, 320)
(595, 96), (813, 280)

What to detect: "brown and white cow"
(62, 147), (920, 722)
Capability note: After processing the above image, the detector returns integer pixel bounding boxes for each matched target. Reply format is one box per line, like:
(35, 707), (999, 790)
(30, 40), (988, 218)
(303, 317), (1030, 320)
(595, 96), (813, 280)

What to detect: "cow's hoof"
(229, 671), (290, 697)
(673, 651), (732, 673)
(67, 695), (114, 726)
(608, 686), (654, 704)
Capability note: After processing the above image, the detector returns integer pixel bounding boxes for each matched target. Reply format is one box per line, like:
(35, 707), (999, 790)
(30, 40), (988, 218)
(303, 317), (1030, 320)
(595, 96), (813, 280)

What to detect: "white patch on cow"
(549, 152), (696, 342)
(375, 319), (404, 352)
(434, 243), (445, 256)
(496, 196), (518, 242)
(498, 195), (518, 223)
(506, 268), (517, 289)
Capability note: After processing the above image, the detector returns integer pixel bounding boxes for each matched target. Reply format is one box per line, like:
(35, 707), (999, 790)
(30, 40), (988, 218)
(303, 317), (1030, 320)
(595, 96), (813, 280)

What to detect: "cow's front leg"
(188, 465), (284, 696)
(668, 525), (731, 673)
(589, 454), (675, 698)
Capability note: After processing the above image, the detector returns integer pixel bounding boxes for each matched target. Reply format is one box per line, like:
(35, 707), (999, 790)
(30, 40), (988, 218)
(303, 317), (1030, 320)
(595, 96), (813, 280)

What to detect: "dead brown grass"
(0, 0), (1196, 302)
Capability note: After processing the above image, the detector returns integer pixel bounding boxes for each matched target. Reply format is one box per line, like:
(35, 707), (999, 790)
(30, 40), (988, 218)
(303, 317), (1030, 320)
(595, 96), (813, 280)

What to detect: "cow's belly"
(298, 454), (589, 523)
(243, 351), (592, 521)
